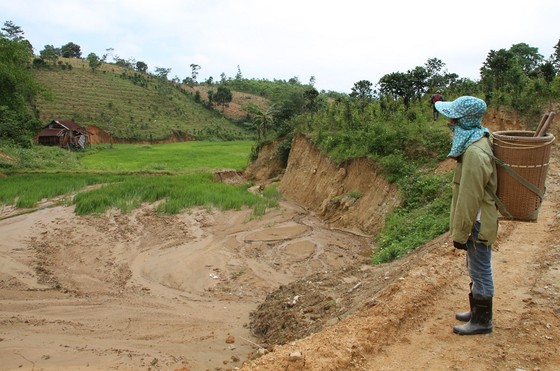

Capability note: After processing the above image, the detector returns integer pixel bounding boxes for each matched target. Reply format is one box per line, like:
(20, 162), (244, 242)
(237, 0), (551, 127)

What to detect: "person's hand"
(453, 241), (468, 250)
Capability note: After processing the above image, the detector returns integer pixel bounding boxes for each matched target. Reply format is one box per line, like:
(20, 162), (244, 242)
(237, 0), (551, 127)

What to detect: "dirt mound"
(243, 140), (286, 182)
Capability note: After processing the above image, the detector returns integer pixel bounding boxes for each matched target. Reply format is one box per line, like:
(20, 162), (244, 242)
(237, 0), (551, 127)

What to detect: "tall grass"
(0, 174), (123, 208)
(0, 141), (278, 217)
(371, 173), (453, 264)
(73, 173), (279, 216)
(0, 145), (83, 170)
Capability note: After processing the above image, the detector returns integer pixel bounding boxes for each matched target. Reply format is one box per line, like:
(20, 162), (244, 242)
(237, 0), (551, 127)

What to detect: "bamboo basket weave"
(492, 130), (555, 221)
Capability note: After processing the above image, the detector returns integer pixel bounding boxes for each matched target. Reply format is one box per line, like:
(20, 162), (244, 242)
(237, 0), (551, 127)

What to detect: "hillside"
(31, 58), (256, 141)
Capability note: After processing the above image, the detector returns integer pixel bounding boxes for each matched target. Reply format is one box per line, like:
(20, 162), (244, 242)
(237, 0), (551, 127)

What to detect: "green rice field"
(0, 141), (279, 216)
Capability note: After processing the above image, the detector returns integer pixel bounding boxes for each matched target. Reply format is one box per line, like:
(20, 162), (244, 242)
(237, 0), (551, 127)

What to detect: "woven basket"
(492, 130), (555, 221)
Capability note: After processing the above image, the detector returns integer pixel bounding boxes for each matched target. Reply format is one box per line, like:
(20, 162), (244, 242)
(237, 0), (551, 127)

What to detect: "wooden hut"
(36, 120), (90, 149)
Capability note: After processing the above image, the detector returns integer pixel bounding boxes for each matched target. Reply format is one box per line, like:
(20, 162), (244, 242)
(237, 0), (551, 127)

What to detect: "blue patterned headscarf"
(434, 96), (489, 158)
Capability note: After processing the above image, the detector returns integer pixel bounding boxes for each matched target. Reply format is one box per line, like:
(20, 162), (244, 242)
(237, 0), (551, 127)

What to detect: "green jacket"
(450, 136), (499, 245)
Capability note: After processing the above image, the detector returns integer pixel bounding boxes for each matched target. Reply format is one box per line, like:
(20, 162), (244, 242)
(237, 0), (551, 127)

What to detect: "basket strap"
(485, 183), (514, 220)
(477, 146), (545, 220)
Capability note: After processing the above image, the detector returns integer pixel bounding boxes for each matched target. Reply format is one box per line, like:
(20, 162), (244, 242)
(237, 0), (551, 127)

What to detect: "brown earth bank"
(0, 109), (558, 371)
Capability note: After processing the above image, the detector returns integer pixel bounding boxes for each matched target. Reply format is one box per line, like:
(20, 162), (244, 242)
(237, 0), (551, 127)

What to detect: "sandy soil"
(0, 197), (373, 370)
(1, 138), (559, 371)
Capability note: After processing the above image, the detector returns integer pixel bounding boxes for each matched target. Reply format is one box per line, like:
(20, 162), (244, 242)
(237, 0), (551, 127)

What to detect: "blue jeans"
(466, 222), (494, 299)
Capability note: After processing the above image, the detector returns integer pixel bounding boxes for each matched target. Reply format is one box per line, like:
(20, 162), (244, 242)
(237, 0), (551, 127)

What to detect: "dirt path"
(243, 147), (560, 370)
(1, 148), (558, 371)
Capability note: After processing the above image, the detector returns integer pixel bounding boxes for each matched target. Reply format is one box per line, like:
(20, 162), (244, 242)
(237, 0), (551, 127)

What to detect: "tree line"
(1, 19), (559, 148)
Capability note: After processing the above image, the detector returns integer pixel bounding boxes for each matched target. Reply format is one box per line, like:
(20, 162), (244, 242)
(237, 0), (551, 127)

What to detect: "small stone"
(226, 335), (235, 344)
(289, 351), (302, 361)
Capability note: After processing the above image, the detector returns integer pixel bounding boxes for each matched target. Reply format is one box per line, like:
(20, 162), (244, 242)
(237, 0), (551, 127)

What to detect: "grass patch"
(0, 145), (83, 170)
(72, 173), (277, 215)
(371, 173), (453, 264)
(81, 141), (254, 173)
(0, 141), (278, 217)
(0, 173), (279, 216)
(0, 174), (123, 208)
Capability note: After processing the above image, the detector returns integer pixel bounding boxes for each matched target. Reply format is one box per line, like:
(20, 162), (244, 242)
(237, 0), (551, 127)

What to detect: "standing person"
(431, 90), (444, 120)
(435, 96), (498, 335)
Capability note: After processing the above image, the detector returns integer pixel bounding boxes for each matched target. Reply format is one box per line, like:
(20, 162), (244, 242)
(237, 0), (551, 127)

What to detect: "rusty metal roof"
(37, 120), (87, 137)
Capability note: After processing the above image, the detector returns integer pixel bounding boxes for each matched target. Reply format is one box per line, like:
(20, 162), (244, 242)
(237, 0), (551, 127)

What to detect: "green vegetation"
(372, 173), (453, 263)
(32, 58), (250, 141)
(0, 144), (83, 170)
(0, 22), (42, 147)
(2, 20), (560, 266)
(0, 142), (279, 217)
(0, 172), (279, 217)
(72, 173), (277, 215)
(294, 98), (453, 263)
(80, 141), (253, 173)
(0, 173), (122, 208)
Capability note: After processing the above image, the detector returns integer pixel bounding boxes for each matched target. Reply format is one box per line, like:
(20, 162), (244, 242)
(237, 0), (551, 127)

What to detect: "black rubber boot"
(453, 297), (493, 335)
(455, 293), (473, 322)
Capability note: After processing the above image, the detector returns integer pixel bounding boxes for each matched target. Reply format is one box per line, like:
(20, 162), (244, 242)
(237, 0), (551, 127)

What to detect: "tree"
(60, 42), (82, 58)
(0, 22), (41, 146)
(154, 67), (172, 95)
(214, 85), (233, 112)
(552, 39), (560, 70)
(350, 80), (373, 100)
(136, 61), (148, 73)
(0, 106), (41, 147)
(378, 72), (415, 108)
(190, 63), (200, 84)
(303, 88), (319, 113)
(235, 65), (243, 80)
(538, 61), (556, 83)
(288, 76), (300, 85)
(309, 76), (316, 87)
(0, 22), (36, 111)
(408, 66), (429, 98)
(246, 103), (277, 140)
(114, 56), (136, 70)
(39, 44), (61, 64)
(1, 20), (25, 41)
(86, 52), (104, 72)
(480, 48), (514, 94)
(424, 57), (446, 90)
(509, 42), (544, 75)
(154, 67), (171, 80)
(350, 80), (374, 115)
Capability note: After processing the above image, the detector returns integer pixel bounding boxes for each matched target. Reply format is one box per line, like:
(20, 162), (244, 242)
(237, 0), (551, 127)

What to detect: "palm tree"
(246, 103), (277, 141)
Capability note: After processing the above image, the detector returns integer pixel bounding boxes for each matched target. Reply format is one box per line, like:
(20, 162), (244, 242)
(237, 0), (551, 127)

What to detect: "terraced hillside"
(32, 58), (250, 141)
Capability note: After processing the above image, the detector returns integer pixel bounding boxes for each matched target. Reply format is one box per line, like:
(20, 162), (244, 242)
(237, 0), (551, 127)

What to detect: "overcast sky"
(1, 0), (558, 93)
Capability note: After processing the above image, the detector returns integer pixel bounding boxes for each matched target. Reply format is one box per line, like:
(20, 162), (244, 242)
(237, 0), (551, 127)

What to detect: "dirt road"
(0, 146), (559, 371)
(243, 147), (560, 370)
